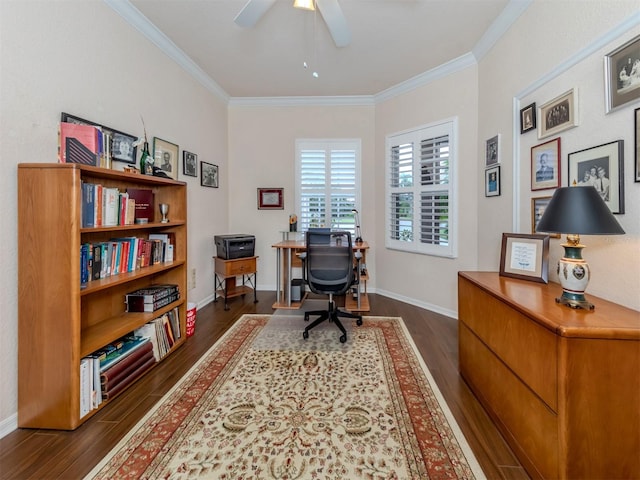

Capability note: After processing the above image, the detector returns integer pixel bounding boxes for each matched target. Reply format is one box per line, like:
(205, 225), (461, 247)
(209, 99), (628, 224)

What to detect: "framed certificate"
(499, 233), (549, 283)
(257, 188), (284, 209)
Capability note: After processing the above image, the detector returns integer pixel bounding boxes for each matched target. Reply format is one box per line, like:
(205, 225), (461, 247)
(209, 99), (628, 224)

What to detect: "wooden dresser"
(458, 272), (640, 480)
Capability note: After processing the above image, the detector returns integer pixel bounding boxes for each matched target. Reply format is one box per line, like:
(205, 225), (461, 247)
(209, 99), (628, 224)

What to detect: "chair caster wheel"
(356, 319), (363, 326)
(303, 331), (309, 340)
(339, 334), (347, 343)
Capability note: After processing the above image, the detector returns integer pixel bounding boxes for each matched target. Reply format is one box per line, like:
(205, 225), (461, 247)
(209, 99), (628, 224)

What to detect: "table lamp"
(351, 208), (363, 243)
(536, 185), (624, 310)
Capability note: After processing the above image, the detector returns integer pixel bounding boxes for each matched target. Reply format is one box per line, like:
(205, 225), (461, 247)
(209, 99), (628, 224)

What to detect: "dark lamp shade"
(537, 186), (625, 235)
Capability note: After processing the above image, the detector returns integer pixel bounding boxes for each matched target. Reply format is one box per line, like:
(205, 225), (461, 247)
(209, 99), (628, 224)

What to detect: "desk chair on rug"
(300, 230), (363, 343)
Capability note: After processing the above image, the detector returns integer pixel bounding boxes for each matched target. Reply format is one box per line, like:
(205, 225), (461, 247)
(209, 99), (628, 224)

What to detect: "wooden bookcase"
(18, 163), (187, 430)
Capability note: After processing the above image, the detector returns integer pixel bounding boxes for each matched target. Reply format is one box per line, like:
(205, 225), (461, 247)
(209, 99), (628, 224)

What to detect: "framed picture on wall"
(520, 102), (536, 134)
(485, 165), (500, 197)
(257, 188), (284, 209)
(153, 137), (179, 180)
(568, 140), (624, 214)
(604, 34), (640, 114)
(538, 88), (579, 139)
(485, 134), (500, 166)
(531, 196), (560, 238)
(531, 137), (561, 191)
(201, 161), (219, 187)
(183, 151), (197, 177)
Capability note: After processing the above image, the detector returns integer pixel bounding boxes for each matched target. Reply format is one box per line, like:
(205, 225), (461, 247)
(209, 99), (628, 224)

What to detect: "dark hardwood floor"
(0, 292), (529, 479)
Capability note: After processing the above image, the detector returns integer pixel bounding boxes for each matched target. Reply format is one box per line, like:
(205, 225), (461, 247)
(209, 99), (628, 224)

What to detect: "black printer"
(214, 234), (255, 259)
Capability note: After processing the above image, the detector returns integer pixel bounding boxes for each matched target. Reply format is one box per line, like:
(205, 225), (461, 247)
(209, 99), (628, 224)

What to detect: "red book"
(126, 188), (154, 223)
(101, 356), (156, 400)
(59, 122), (100, 165)
(101, 343), (154, 391)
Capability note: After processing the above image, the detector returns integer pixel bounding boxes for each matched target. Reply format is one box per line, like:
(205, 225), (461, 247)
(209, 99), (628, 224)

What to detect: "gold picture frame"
(153, 137), (179, 180)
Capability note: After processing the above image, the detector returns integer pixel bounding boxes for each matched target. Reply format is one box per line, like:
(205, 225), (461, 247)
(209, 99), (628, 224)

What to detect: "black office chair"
(300, 230), (363, 343)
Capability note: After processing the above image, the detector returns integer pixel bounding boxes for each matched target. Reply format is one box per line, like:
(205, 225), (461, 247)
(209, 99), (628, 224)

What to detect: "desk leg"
(286, 248), (292, 307)
(253, 272), (258, 303)
(276, 247), (281, 305)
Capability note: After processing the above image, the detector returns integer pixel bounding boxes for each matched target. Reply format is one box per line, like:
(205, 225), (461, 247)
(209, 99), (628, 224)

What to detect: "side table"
(213, 256), (258, 310)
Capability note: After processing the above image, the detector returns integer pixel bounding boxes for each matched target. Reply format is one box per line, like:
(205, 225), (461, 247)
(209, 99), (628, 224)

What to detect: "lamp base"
(355, 237), (363, 244)
(555, 292), (595, 310)
(556, 240), (595, 310)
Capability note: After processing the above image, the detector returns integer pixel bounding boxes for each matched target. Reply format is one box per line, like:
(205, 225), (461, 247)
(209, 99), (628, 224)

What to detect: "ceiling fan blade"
(234, 0), (277, 28)
(315, 0), (351, 47)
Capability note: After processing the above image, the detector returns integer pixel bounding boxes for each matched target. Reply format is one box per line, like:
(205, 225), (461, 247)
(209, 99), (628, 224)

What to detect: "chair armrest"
(298, 252), (308, 282)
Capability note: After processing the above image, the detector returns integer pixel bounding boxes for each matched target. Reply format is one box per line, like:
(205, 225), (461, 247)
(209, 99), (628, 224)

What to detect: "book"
(125, 284), (179, 303)
(97, 335), (149, 372)
(81, 182), (95, 228)
(100, 342), (154, 390)
(59, 122), (100, 166)
(126, 188), (154, 223)
(125, 292), (180, 313)
(102, 187), (120, 227)
(101, 356), (156, 400)
(134, 323), (161, 361)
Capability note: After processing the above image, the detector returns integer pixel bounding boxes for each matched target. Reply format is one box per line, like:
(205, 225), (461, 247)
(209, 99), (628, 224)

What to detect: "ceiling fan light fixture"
(293, 0), (315, 11)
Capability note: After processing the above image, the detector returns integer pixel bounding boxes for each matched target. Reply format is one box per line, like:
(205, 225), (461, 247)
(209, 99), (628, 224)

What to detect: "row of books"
(80, 234), (173, 285)
(125, 284), (180, 313)
(134, 307), (181, 361)
(59, 122), (112, 169)
(79, 307), (182, 417)
(81, 184), (154, 229)
(80, 334), (154, 417)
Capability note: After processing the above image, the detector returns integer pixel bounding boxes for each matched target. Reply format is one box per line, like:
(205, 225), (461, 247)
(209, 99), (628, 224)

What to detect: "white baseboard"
(375, 289), (458, 320)
(0, 413), (17, 439)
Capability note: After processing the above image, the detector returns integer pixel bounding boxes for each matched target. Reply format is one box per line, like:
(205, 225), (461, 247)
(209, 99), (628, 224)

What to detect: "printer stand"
(213, 256), (258, 310)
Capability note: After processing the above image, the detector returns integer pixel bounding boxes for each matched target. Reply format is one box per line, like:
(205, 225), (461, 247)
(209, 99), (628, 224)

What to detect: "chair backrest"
(305, 230), (354, 295)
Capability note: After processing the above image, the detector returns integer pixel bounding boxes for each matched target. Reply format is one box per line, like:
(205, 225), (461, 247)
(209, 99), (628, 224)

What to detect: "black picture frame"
(485, 165), (500, 197)
(568, 140), (624, 214)
(604, 34), (640, 114)
(201, 161), (219, 188)
(635, 107), (640, 182)
(520, 102), (536, 134)
(60, 112), (138, 165)
(499, 233), (549, 284)
(183, 151), (198, 177)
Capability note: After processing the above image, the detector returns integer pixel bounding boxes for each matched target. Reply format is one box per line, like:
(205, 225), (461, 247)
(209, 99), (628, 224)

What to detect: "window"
(295, 139), (361, 236)
(386, 119), (457, 257)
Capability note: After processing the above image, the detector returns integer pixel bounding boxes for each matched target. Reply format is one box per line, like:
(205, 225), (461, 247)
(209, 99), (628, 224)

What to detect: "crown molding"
(228, 95), (375, 107)
(473, 0), (533, 62)
(106, 0), (531, 107)
(103, 0), (229, 103)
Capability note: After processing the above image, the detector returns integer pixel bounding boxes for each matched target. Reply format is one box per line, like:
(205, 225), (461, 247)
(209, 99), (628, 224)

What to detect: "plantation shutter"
(386, 120), (456, 257)
(296, 140), (360, 235)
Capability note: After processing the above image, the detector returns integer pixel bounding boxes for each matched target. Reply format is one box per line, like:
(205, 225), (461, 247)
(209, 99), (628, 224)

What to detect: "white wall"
(477, 1), (640, 310)
(373, 67), (480, 317)
(227, 104), (376, 291)
(0, 0), (228, 432)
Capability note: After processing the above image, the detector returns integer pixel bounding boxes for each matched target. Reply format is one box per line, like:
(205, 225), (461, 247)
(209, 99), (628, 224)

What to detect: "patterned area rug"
(85, 315), (485, 479)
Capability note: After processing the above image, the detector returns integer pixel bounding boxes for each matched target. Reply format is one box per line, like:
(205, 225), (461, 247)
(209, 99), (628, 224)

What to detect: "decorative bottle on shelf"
(140, 141), (154, 175)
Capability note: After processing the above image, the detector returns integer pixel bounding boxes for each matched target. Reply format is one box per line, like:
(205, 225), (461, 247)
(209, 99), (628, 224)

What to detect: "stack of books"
(125, 284), (180, 313)
(80, 334), (156, 416)
(135, 307), (181, 361)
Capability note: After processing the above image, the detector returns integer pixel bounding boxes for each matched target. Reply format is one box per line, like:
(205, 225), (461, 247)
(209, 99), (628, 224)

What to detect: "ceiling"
(125, 0), (521, 98)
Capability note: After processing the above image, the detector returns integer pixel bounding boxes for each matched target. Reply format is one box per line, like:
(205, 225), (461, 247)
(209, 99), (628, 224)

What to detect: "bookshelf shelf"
(18, 163), (188, 430)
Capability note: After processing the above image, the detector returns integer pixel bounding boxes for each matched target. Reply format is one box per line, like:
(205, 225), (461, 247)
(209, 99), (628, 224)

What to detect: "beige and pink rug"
(85, 315), (485, 479)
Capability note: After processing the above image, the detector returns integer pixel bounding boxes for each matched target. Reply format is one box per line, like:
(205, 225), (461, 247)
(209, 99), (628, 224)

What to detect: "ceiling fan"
(234, 0), (351, 48)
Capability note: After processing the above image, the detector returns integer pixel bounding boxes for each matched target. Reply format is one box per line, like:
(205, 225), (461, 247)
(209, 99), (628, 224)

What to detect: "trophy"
(159, 203), (169, 223)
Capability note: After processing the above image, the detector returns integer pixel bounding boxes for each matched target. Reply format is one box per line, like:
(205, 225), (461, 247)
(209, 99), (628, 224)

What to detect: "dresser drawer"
(459, 276), (557, 411)
(215, 256), (257, 277)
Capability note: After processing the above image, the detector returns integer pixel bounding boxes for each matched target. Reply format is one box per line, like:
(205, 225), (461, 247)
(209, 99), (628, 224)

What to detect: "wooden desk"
(272, 240), (370, 311)
(458, 271), (640, 480)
